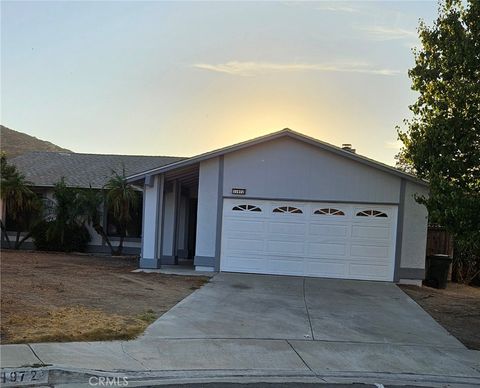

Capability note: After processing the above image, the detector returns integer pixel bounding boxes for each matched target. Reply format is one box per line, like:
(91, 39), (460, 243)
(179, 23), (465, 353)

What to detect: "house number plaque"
(232, 188), (246, 195)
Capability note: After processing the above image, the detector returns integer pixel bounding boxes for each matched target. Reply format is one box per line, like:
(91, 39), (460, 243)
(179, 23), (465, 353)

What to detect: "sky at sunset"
(1, 1), (439, 165)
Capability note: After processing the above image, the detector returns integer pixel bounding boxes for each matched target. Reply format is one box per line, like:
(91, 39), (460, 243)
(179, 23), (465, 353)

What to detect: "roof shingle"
(10, 151), (184, 189)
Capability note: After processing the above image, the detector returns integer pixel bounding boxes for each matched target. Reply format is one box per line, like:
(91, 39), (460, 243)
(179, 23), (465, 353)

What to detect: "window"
(356, 209), (388, 218)
(273, 206), (303, 214)
(232, 204), (262, 212)
(314, 208), (345, 216)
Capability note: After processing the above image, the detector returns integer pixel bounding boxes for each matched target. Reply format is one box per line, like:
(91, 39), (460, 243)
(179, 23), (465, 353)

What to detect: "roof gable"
(127, 129), (427, 186)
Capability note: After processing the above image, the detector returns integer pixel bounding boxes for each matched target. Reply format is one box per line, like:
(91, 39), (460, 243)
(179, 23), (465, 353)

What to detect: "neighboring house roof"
(127, 128), (427, 186)
(11, 151), (184, 189)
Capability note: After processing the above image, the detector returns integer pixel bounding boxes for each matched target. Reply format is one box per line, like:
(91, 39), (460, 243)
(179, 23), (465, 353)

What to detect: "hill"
(0, 125), (71, 159)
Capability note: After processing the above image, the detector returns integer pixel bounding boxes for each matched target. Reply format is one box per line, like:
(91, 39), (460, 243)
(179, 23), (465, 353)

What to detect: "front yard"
(400, 283), (480, 350)
(0, 250), (208, 344)
(2, 249), (478, 351)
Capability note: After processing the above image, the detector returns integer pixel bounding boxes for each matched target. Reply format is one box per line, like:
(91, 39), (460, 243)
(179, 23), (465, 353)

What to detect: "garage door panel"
(307, 242), (347, 257)
(225, 238), (265, 252)
(351, 225), (390, 239)
(221, 199), (396, 281)
(309, 223), (348, 237)
(268, 222), (306, 235)
(223, 219), (265, 233)
(266, 240), (305, 255)
(305, 259), (347, 277)
(349, 263), (390, 280)
(266, 257), (304, 275)
(223, 255), (266, 272)
(350, 244), (390, 258)
(223, 232), (265, 241)
(265, 233), (306, 243)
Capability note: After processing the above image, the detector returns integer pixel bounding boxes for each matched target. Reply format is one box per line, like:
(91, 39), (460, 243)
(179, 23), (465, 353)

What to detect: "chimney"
(341, 144), (356, 153)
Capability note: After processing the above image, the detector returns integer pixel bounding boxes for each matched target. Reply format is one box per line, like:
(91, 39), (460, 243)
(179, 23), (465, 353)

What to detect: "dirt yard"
(0, 250), (208, 344)
(400, 283), (480, 350)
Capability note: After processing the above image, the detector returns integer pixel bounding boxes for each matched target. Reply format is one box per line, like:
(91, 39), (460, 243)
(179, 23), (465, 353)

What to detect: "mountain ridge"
(0, 125), (71, 159)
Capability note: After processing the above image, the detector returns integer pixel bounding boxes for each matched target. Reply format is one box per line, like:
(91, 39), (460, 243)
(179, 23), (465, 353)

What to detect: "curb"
(2, 366), (480, 387)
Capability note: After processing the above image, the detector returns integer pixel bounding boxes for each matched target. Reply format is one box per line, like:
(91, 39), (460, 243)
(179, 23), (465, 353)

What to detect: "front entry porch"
(139, 164), (201, 270)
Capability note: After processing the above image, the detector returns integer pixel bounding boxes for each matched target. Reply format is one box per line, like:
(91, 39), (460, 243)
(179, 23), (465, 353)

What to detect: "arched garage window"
(232, 204), (262, 212)
(356, 209), (388, 218)
(273, 206), (303, 214)
(314, 208), (345, 216)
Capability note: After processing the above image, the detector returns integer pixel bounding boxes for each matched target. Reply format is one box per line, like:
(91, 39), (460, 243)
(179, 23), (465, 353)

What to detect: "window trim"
(314, 208), (345, 216)
(356, 209), (388, 218)
(232, 204), (262, 212)
(272, 206), (303, 214)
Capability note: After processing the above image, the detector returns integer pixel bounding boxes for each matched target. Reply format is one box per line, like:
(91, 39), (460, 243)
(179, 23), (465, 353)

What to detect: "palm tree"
(1, 156), (41, 249)
(103, 168), (139, 255)
(79, 186), (116, 254)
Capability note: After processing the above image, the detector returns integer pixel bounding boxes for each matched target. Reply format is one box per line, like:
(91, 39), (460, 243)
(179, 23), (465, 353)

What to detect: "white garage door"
(220, 199), (397, 281)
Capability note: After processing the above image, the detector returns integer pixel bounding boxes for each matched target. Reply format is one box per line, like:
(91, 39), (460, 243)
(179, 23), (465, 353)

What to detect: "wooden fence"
(426, 225), (454, 257)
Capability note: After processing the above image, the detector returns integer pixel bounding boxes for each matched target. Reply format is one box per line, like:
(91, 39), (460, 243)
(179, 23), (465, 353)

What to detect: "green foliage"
(0, 154), (42, 249)
(78, 187), (104, 228)
(136, 309), (157, 324)
(30, 179), (91, 252)
(32, 220), (90, 252)
(105, 168), (138, 234)
(453, 238), (480, 284)
(79, 168), (140, 256)
(397, 0), (480, 283)
(103, 168), (139, 255)
(1, 152), (17, 178)
(78, 186), (117, 254)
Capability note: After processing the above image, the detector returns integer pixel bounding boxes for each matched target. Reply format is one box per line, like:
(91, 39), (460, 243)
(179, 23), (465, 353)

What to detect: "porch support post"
(160, 180), (179, 265)
(173, 180), (181, 262)
(139, 174), (164, 269)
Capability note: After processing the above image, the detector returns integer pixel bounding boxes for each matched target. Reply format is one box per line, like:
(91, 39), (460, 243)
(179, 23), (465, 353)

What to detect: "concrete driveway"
(144, 273), (463, 348)
(2, 272), (480, 386)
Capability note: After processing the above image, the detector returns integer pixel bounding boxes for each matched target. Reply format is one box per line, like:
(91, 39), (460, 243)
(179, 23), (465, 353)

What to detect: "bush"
(32, 220), (91, 252)
(453, 238), (480, 285)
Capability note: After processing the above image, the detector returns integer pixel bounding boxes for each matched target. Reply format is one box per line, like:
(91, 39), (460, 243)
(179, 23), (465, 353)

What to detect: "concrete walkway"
(1, 274), (480, 387)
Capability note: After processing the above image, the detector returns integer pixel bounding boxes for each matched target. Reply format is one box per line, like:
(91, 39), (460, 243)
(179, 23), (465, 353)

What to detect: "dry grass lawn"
(400, 282), (480, 350)
(1, 250), (208, 343)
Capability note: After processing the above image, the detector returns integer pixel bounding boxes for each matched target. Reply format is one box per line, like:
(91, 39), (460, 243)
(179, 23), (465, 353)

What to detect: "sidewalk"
(2, 337), (480, 386)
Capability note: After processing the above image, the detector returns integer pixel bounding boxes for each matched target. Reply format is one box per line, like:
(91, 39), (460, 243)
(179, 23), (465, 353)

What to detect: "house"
(3, 151), (183, 254)
(127, 129), (428, 284)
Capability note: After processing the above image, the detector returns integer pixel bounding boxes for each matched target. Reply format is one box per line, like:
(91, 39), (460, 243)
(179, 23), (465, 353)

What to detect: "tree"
(78, 186), (117, 254)
(397, 0), (480, 283)
(103, 169), (139, 255)
(1, 152), (16, 178)
(81, 169), (139, 256)
(31, 179), (91, 252)
(0, 154), (42, 249)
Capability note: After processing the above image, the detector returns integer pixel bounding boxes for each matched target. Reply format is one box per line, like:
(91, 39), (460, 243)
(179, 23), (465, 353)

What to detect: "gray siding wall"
(398, 181), (429, 278)
(223, 137), (401, 203)
(194, 157), (220, 268)
(194, 137), (429, 278)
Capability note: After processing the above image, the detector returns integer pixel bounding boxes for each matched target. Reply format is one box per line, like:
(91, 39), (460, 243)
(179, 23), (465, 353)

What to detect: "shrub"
(453, 238), (480, 285)
(32, 220), (91, 252)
